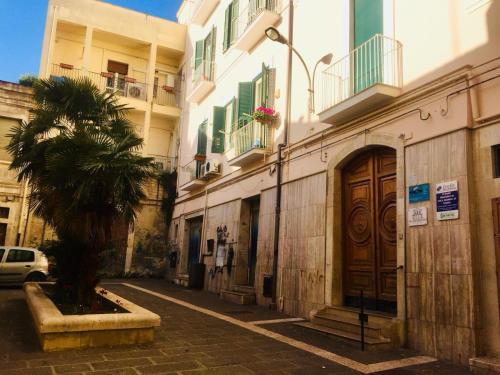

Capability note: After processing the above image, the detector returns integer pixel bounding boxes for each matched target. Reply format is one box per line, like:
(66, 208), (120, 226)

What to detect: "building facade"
(171, 0), (500, 365)
(39, 0), (187, 275)
(0, 81), (39, 247)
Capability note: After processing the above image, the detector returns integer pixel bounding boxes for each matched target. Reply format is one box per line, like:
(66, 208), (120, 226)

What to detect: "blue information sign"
(436, 180), (459, 220)
(409, 183), (430, 203)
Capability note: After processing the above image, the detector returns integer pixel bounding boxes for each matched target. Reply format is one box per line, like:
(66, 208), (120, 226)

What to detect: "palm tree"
(7, 77), (156, 307)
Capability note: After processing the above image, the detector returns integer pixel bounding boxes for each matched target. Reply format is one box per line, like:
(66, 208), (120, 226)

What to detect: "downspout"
(271, 0), (293, 309)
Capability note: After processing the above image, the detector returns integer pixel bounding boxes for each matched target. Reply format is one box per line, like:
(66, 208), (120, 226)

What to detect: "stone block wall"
(405, 129), (478, 364)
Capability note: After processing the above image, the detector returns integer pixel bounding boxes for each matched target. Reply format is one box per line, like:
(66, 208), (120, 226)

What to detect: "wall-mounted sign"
(409, 183), (430, 203)
(408, 207), (428, 226)
(436, 180), (459, 220)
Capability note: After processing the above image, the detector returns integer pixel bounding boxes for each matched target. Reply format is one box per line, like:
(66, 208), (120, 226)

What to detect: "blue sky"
(0, 0), (183, 83)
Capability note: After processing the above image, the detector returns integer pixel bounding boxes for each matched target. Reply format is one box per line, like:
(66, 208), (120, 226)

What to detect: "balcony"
(191, 0), (220, 25)
(318, 35), (403, 125)
(232, 0), (281, 52)
(228, 120), (273, 167)
(150, 155), (177, 174)
(186, 60), (216, 104)
(179, 159), (206, 192)
(50, 64), (149, 107)
(152, 78), (181, 118)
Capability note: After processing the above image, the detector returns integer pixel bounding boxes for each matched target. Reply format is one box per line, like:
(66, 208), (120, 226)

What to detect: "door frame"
(326, 132), (405, 321)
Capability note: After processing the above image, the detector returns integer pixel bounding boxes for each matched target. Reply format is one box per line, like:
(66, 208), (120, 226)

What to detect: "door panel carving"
(343, 148), (397, 312)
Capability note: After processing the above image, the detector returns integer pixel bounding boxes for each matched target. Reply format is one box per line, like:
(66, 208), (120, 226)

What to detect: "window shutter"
(211, 107), (226, 153)
(211, 26), (217, 60)
(238, 82), (254, 127)
(194, 40), (204, 71)
(231, 0), (239, 44)
(223, 5), (231, 51)
(197, 120), (208, 155)
(261, 63), (269, 107)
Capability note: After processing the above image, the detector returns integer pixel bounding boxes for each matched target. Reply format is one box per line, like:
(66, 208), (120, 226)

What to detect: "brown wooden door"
(493, 198), (500, 319)
(343, 148), (397, 313)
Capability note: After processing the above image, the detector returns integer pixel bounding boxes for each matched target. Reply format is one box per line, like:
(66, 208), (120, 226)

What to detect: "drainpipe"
(271, 0), (293, 308)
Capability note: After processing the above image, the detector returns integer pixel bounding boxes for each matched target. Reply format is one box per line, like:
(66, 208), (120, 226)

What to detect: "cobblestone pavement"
(0, 280), (474, 374)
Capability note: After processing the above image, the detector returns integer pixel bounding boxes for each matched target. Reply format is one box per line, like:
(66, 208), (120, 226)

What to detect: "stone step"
(295, 322), (392, 350)
(231, 284), (255, 294)
(312, 312), (384, 338)
(322, 305), (395, 327)
(220, 289), (256, 305)
(173, 273), (189, 287)
(469, 357), (500, 375)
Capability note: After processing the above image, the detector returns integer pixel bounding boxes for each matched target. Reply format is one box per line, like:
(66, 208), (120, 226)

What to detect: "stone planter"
(24, 282), (160, 352)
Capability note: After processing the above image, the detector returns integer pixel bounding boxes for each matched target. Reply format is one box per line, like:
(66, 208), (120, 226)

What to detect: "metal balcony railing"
(320, 34), (403, 111)
(232, 0), (280, 43)
(230, 120), (273, 158)
(193, 60), (215, 86)
(50, 64), (149, 102)
(153, 76), (180, 108)
(150, 156), (177, 173)
(180, 159), (204, 186)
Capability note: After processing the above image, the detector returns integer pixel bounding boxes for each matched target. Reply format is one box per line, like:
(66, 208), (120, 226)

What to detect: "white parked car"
(0, 247), (49, 284)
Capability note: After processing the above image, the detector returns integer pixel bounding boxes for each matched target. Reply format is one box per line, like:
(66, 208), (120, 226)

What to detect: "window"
(223, 0), (239, 51)
(194, 27), (217, 81)
(352, 0), (383, 93)
(107, 60), (128, 75)
(0, 249), (4, 262)
(0, 223), (6, 246)
(6, 249), (34, 263)
(0, 207), (9, 219)
(237, 64), (274, 128)
(211, 98), (236, 154)
(493, 144), (500, 178)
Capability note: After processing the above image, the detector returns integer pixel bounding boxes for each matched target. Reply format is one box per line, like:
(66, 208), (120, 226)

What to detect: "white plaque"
(408, 207), (428, 226)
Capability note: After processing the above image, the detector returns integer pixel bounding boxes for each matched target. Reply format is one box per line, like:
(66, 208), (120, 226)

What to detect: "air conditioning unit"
(201, 159), (220, 178)
(127, 83), (146, 100)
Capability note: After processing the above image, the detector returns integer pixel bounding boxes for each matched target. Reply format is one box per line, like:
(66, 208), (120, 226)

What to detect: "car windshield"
(0, 248), (4, 261)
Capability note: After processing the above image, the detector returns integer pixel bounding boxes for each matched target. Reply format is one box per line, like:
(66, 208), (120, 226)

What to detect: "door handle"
(25, 265), (31, 268)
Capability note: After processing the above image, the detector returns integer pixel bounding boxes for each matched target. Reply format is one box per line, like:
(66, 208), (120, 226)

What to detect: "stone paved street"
(0, 280), (475, 374)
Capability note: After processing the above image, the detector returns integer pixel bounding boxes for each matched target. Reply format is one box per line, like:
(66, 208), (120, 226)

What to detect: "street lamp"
(265, 26), (333, 113)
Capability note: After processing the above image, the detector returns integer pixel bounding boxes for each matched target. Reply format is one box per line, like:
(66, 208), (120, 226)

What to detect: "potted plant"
(253, 106), (279, 126)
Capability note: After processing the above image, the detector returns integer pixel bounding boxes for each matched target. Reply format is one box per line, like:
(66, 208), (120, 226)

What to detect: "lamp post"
(265, 26), (333, 113)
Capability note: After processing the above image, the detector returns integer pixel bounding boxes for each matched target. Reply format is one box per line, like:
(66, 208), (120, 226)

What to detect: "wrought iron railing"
(233, 0), (280, 43)
(50, 64), (149, 102)
(193, 60), (215, 86)
(320, 34), (402, 111)
(230, 120), (272, 158)
(153, 78), (180, 108)
(179, 159), (204, 186)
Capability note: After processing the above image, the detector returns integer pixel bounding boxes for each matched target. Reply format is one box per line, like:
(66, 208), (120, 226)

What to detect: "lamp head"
(265, 27), (288, 45)
(320, 53), (334, 65)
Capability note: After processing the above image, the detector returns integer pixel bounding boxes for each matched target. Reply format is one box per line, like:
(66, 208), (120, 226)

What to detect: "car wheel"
(25, 272), (47, 282)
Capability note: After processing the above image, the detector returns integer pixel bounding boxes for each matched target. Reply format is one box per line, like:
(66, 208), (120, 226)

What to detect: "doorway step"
(173, 273), (189, 287)
(295, 306), (398, 350)
(220, 285), (256, 305)
(469, 357), (500, 375)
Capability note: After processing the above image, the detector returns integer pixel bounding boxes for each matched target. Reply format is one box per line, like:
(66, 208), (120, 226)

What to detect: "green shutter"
(223, 5), (231, 51)
(353, 0), (383, 93)
(231, 0), (239, 44)
(197, 120), (207, 155)
(354, 0), (383, 47)
(238, 82), (254, 127)
(261, 63), (269, 107)
(211, 26), (217, 60)
(194, 39), (204, 71)
(211, 107), (226, 153)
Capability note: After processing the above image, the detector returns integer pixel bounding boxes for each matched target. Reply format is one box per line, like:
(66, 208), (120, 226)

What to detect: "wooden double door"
(343, 147), (397, 314)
